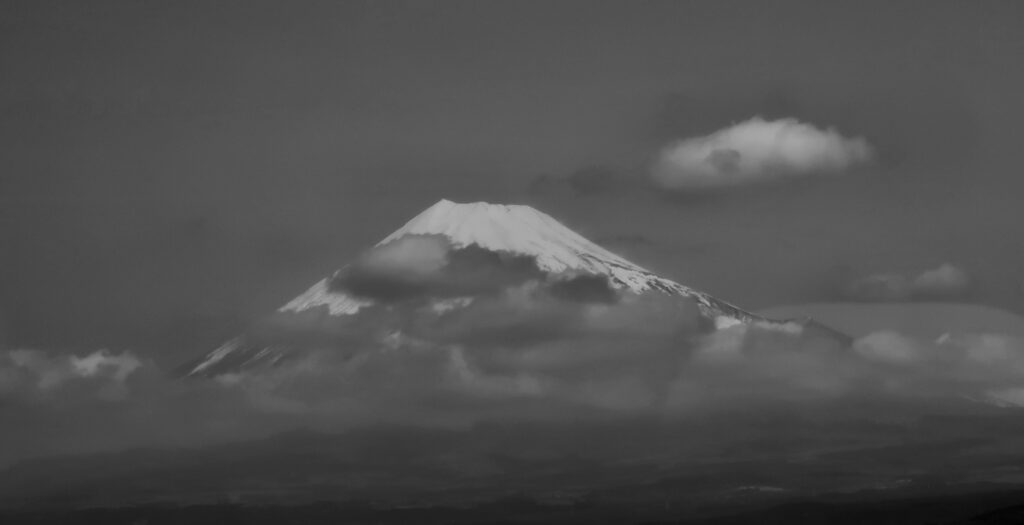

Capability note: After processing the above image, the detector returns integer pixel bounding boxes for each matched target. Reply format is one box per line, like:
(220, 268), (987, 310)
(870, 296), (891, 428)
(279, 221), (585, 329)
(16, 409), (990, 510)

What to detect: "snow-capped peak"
(183, 199), (834, 378)
(379, 199), (644, 275)
(280, 199), (756, 321)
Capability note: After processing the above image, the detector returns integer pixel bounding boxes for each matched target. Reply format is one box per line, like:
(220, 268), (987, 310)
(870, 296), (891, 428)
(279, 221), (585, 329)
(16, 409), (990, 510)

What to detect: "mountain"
(182, 199), (840, 378)
(282, 199), (755, 320)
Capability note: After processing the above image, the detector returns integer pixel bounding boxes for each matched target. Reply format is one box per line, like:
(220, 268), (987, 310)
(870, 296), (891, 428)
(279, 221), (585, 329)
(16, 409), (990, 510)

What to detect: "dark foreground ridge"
(3, 490), (1024, 525)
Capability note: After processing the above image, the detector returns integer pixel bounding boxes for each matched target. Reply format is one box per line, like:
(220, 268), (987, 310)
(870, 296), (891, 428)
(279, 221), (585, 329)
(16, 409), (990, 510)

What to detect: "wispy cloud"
(842, 263), (972, 302)
(1, 348), (144, 402)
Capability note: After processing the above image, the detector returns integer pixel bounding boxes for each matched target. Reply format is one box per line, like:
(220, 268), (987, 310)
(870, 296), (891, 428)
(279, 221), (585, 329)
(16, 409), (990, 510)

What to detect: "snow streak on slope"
(280, 199), (756, 322)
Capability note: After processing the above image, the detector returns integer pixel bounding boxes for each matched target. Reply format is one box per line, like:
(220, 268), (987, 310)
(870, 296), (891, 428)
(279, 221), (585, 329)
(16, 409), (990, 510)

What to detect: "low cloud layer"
(0, 349), (144, 402)
(843, 263), (973, 302)
(6, 316), (1024, 465)
(1, 247), (1020, 469)
(171, 319), (1024, 425)
(651, 117), (875, 191)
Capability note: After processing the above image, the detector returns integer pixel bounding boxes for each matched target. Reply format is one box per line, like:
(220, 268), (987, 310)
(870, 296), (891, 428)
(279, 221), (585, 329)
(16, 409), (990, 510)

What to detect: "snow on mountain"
(280, 199), (755, 321)
(183, 199), (808, 378)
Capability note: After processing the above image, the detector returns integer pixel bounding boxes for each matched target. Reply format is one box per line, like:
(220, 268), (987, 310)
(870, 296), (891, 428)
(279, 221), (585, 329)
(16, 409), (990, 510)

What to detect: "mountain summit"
(281, 199), (755, 322)
(183, 199), (837, 377)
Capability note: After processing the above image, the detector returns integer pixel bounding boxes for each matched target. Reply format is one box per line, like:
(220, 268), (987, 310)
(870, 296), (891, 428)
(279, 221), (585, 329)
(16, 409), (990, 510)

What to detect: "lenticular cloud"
(652, 117), (874, 190)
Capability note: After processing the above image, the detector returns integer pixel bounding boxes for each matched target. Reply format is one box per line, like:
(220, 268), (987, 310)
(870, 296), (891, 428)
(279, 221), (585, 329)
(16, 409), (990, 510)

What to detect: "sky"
(2, 0), (1024, 365)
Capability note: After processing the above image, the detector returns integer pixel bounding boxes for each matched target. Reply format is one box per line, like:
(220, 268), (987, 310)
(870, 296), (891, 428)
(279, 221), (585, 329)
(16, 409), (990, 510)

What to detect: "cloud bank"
(651, 117), (875, 191)
(0, 248), (1016, 468)
(4, 322), (1024, 466)
(843, 263), (972, 302)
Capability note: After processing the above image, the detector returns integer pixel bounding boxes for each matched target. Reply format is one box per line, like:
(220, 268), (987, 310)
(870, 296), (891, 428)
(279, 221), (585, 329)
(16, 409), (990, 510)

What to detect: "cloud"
(329, 236), (544, 302)
(546, 274), (619, 304)
(854, 331), (928, 365)
(912, 263), (972, 298)
(651, 117), (875, 191)
(328, 235), (450, 301)
(193, 246), (1009, 423)
(675, 325), (1024, 408)
(842, 263), (973, 302)
(9, 319), (1024, 468)
(351, 235), (450, 277)
(0, 245), (1019, 468)
(0, 349), (145, 402)
(10, 326), (1024, 507)
(843, 273), (913, 302)
(212, 314), (1024, 420)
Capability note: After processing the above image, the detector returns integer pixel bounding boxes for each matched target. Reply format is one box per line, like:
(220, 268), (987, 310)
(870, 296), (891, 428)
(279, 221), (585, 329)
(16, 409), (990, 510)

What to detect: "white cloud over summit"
(652, 117), (875, 190)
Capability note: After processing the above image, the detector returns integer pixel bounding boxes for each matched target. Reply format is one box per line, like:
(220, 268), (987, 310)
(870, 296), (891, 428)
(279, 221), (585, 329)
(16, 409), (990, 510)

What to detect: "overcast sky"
(2, 1), (1023, 364)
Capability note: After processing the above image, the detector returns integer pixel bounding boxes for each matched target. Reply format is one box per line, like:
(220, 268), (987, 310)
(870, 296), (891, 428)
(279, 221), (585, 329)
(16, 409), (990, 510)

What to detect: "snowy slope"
(184, 199), (791, 377)
(279, 199), (756, 322)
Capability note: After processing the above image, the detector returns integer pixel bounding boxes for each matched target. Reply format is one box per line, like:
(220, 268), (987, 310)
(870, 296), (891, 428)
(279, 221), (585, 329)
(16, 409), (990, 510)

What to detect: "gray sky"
(2, 0), (1023, 364)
